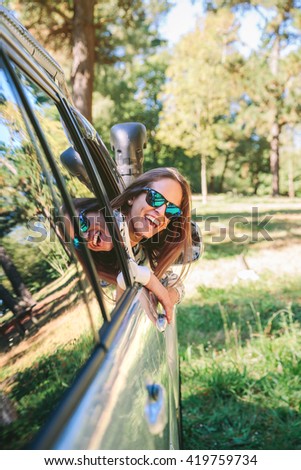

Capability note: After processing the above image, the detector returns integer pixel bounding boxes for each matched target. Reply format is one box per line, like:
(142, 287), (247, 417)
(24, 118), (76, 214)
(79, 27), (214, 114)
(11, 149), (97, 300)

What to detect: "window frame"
(1, 48), (138, 333)
(57, 96), (133, 290)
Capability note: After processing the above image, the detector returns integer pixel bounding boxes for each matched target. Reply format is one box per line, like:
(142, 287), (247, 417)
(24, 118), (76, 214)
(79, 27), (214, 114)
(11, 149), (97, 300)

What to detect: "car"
(0, 6), (200, 450)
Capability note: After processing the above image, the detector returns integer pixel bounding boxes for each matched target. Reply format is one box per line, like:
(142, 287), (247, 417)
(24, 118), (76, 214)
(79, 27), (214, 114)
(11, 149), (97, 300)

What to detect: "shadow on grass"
(182, 388), (301, 450)
(203, 242), (248, 260)
(0, 277), (84, 353)
(201, 236), (301, 264)
(193, 205), (301, 261)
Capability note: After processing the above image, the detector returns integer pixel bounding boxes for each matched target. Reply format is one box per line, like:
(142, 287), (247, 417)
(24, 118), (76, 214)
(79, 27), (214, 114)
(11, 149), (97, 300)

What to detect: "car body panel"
(53, 290), (179, 450)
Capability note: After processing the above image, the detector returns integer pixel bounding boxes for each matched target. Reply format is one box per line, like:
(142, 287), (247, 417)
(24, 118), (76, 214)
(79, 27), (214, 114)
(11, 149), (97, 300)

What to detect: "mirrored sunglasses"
(73, 210), (90, 249)
(143, 187), (182, 219)
(79, 210), (90, 233)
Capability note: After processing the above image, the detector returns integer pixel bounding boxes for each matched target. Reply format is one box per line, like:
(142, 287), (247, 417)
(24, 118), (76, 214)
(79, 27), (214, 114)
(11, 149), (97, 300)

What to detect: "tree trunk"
(219, 153), (230, 192)
(269, 31), (280, 197)
(71, 0), (95, 123)
(270, 120), (280, 197)
(0, 246), (34, 307)
(0, 285), (22, 315)
(288, 155), (295, 198)
(253, 177), (260, 195)
(201, 155), (207, 205)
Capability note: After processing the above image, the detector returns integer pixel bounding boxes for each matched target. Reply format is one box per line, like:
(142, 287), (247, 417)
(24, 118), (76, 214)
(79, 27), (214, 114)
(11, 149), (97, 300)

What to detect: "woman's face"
(79, 210), (113, 252)
(127, 177), (183, 243)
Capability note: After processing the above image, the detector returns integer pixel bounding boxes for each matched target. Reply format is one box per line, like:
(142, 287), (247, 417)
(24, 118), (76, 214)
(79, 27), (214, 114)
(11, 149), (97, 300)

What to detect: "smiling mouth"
(91, 230), (102, 247)
(145, 215), (160, 228)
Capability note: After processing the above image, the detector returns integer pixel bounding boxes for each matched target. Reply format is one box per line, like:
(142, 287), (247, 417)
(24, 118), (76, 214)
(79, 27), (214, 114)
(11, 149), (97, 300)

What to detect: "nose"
(155, 204), (167, 217)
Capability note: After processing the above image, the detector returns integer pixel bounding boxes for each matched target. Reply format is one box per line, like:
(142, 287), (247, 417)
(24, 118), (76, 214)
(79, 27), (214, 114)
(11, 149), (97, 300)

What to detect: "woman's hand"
(166, 286), (180, 306)
(145, 273), (175, 324)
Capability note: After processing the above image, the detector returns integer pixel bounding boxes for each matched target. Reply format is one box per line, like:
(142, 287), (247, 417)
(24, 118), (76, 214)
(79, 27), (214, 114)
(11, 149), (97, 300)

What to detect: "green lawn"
(179, 195), (301, 450)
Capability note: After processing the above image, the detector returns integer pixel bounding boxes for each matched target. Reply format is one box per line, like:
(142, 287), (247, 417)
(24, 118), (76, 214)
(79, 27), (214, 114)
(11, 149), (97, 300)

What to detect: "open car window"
(11, 63), (125, 318)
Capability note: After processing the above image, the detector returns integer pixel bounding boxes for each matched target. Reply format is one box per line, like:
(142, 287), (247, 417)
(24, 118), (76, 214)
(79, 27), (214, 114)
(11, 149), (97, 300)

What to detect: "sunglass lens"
(79, 213), (89, 233)
(165, 205), (182, 218)
(146, 189), (162, 207)
(146, 189), (182, 218)
(151, 190), (166, 207)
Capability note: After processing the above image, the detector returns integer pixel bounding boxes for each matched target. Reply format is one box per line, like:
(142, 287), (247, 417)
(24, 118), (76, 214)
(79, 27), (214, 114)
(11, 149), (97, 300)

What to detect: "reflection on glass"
(14, 66), (119, 311)
(0, 66), (101, 449)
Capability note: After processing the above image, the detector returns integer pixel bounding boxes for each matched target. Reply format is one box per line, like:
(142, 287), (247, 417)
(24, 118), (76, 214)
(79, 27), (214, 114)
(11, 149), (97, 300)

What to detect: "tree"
(0, 246), (34, 309)
(204, 1), (301, 196)
(92, 49), (202, 190)
(11, 0), (171, 123)
(157, 10), (242, 203)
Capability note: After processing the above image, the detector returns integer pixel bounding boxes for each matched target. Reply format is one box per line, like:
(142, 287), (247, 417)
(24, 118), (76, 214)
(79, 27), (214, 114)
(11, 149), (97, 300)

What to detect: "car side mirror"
(110, 122), (147, 186)
(60, 147), (94, 193)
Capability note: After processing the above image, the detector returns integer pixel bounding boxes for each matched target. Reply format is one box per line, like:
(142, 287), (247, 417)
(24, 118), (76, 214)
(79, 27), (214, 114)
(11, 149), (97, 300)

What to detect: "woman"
(68, 167), (192, 323)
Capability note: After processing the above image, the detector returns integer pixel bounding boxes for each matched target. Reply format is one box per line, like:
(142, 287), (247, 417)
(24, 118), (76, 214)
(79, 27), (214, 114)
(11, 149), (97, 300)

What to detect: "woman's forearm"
(145, 273), (173, 323)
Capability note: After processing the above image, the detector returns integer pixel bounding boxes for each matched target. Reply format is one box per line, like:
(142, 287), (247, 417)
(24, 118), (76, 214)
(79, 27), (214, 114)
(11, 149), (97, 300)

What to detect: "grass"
(178, 195), (301, 450)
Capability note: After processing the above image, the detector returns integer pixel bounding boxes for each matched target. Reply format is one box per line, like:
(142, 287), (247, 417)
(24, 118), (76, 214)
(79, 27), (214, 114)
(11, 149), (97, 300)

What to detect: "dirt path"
(184, 241), (301, 298)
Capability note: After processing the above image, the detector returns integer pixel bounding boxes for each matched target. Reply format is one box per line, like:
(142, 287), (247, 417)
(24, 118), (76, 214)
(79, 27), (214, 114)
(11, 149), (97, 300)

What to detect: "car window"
(0, 62), (104, 449)
(11, 64), (121, 317)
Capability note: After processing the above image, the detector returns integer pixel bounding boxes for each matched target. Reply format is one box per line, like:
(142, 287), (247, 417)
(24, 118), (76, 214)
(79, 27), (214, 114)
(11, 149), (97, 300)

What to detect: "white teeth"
(146, 215), (160, 227)
(92, 231), (100, 246)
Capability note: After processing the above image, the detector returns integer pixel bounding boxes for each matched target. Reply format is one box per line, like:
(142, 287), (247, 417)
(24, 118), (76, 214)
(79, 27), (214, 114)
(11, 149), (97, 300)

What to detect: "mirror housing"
(110, 122), (147, 186)
(60, 147), (94, 193)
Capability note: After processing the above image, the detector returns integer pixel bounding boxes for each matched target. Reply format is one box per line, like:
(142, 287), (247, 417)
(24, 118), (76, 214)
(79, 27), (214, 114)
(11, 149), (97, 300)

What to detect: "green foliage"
(157, 10), (246, 196)
(10, 0), (172, 62)
(6, 1), (301, 196)
(93, 49), (198, 185)
(210, 2), (301, 196)
(158, 10), (242, 158)
(157, 3), (301, 196)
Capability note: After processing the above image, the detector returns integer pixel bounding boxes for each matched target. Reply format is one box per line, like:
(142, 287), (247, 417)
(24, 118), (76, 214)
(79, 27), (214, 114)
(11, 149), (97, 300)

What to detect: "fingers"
(162, 301), (173, 324)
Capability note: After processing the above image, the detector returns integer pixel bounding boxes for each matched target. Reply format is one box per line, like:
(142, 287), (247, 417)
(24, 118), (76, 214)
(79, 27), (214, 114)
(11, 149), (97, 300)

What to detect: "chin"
(142, 229), (162, 240)
(88, 243), (102, 252)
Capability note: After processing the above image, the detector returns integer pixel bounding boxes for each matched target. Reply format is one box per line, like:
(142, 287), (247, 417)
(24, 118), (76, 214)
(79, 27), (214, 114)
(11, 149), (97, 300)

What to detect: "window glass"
(0, 64), (100, 449)
(13, 65), (120, 316)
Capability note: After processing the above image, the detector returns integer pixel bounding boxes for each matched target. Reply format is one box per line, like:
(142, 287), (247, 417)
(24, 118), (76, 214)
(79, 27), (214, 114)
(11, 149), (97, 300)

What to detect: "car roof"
(0, 5), (71, 100)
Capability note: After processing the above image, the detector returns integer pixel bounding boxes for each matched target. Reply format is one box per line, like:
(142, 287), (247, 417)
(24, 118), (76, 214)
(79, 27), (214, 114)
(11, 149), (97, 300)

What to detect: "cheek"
(131, 198), (147, 217)
(156, 218), (170, 233)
